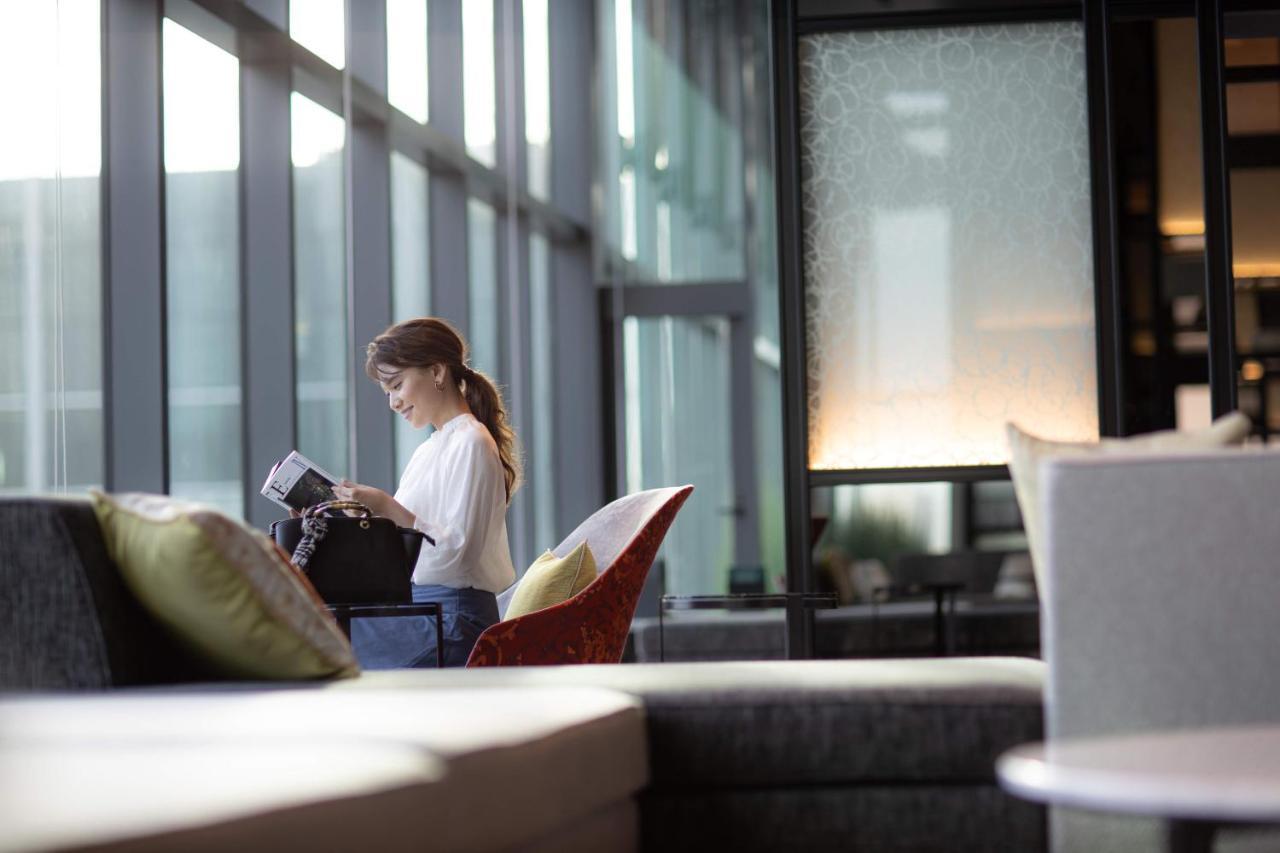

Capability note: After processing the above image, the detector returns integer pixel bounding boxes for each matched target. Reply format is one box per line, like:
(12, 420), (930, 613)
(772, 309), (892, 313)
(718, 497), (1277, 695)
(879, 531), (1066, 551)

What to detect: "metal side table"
(327, 602), (445, 669)
(871, 581), (964, 656)
(998, 725), (1280, 853)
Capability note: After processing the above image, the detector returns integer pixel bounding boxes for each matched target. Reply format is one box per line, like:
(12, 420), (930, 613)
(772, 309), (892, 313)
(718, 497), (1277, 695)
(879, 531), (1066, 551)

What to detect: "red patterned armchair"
(466, 485), (693, 666)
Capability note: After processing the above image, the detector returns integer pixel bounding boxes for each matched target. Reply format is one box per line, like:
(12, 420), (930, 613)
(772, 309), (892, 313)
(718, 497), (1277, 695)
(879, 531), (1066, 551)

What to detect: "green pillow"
(91, 491), (359, 680)
(1005, 412), (1250, 596)
(505, 541), (597, 620)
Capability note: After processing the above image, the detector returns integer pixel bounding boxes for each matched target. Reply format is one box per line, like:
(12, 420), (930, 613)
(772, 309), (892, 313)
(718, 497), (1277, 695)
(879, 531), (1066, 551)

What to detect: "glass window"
(1226, 38), (1280, 440)
(624, 316), (735, 595)
(462, 0), (496, 166)
(523, 0), (551, 198)
(289, 0), (345, 68)
(601, 0), (746, 283)
(467, 198), (498, 376)
(613, 0), (634, 147)
(291, 92), (349, 477)
(390, 150), (430, 474)
(529, 233), (555, 548)
(387, 0), (428, 123)
(163, 19), (243, 517)
(808, 481), (1039, 656)
(799, 23), (1098, 470)
(0, 0), (103, 495)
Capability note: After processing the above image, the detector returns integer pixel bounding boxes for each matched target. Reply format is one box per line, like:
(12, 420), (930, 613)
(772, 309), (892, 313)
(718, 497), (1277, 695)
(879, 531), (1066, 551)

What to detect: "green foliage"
(822, 505), (927, 567)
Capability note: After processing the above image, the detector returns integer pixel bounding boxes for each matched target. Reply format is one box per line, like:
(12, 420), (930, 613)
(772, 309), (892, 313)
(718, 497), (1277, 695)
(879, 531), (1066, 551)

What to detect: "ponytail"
(366, 317), (522, 503)
(460, 366), (522, 503)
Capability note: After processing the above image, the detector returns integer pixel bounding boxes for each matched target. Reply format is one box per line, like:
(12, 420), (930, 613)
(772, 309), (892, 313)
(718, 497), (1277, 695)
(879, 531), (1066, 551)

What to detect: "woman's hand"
(333, 480), (416, 528)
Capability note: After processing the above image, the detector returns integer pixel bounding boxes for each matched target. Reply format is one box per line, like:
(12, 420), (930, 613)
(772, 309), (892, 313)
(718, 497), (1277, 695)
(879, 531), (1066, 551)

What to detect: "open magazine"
(260, 451), (341, 513)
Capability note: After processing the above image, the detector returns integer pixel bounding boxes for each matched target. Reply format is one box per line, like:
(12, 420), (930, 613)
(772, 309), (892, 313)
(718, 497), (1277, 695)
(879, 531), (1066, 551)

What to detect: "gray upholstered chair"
(1038, 449), (1280, 852)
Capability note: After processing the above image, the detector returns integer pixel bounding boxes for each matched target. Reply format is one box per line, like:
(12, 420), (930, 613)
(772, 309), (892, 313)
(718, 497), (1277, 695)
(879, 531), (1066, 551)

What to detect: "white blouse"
(394, 412), (516, 593)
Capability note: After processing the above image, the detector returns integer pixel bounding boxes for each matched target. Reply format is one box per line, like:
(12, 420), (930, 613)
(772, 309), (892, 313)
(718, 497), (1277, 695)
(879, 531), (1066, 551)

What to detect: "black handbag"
(269, 500), (431, 605)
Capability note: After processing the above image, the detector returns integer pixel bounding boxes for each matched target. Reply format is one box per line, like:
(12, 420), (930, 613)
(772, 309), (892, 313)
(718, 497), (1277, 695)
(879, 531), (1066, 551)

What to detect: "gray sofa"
(630, 598), (1041, 662)
(0, 497), (1047, 852)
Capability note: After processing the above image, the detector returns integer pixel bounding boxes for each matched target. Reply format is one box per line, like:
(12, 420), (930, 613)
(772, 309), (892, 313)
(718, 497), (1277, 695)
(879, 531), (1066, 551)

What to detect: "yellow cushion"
(505, 541), (597, 619)
(91, 491), (359, 680)
(1005, 412), (1250, 595)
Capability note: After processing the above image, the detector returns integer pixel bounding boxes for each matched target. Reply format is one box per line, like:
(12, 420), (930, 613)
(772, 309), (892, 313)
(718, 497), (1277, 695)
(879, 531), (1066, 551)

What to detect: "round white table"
(997, 725), (1280, 853)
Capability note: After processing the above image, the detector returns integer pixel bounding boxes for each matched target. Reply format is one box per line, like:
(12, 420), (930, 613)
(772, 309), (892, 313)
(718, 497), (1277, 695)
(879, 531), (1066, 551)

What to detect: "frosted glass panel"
(799, 23), (1099, 470)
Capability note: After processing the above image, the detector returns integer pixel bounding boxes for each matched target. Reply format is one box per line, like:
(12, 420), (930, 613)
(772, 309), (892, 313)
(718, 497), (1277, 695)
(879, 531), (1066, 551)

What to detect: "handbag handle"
(304, 500), (372, 520)
(294, 501), (373, 570)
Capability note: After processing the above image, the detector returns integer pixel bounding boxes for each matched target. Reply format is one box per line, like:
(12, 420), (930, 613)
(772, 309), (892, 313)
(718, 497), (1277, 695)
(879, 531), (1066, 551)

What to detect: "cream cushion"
(1005, 412), (1250, 594)
(0, 686), (646, 853)
(91, 491), (359, 679)
(505, 541), (597, 620)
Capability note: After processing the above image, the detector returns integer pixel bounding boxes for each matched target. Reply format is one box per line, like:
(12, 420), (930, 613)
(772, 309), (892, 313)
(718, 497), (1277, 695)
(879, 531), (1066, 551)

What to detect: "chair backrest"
(1040, 449), (1280, 850)
(551, 487), (688, 568)
(495, 486), (695, 620)
(469, 485), (693, 666)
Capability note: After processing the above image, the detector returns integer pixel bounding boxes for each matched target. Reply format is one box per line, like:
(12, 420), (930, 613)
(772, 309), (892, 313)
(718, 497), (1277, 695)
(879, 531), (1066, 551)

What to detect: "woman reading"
(334, 317), (520, 668)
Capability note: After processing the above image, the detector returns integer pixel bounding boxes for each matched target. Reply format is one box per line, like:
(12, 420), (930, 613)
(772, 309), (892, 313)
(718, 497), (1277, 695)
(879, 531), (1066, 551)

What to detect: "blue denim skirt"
(349, 584), (499, 669)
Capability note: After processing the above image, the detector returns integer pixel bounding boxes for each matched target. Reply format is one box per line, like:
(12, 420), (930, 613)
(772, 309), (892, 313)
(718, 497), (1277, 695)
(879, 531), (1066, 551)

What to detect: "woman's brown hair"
(365, 317), (522, 502)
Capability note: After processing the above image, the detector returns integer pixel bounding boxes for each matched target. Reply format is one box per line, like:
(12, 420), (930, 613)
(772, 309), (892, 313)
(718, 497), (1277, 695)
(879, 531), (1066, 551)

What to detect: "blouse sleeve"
(408, 433), (504, 587)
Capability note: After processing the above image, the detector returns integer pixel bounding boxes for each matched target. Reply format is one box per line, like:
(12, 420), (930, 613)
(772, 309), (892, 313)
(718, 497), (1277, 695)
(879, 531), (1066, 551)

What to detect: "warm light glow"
(808, 383), (1100, 470)
(1242, 360), (1265, 382)
(801, 24), (1100, 471)
(1159, 222), (1280, 278)
(1160, 218), (1206, 237)
(1235, 263), (1280, 278)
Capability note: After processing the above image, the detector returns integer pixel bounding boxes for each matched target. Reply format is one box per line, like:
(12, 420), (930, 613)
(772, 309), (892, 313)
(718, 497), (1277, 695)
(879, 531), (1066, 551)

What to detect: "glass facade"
(0, 1), (103, 496)
(523, 0), (551, 198)
(291, 92), (349, 478)
(163, 19), (243, 517)
(462, 0), (496, 166)
(0, 0), (1269, 673)
(289, 0), (345, 68)
(529, 233), (556, 551)
(467, 198), (499, 377)
(625, 316), (736, 595)
(387, 0), (428, 123)
(600, 0), (747, 283)
(390, 150), (430, 476)
(601, 1), (786, 599)
(799, 23), (1099, 470)
(0, 0), (607, 547)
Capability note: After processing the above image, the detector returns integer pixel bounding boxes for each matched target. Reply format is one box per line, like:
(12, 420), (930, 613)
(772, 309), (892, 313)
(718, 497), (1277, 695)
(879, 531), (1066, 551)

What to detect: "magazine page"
(260, 451), (342, 513)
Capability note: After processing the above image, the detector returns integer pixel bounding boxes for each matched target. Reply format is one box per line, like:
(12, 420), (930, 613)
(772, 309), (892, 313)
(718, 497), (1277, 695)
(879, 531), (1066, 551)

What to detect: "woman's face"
(379, 365), (441, 430)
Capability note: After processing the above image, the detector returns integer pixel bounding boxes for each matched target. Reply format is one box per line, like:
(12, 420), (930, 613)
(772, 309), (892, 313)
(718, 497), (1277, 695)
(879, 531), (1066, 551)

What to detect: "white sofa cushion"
(0, 687), (645, 852)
